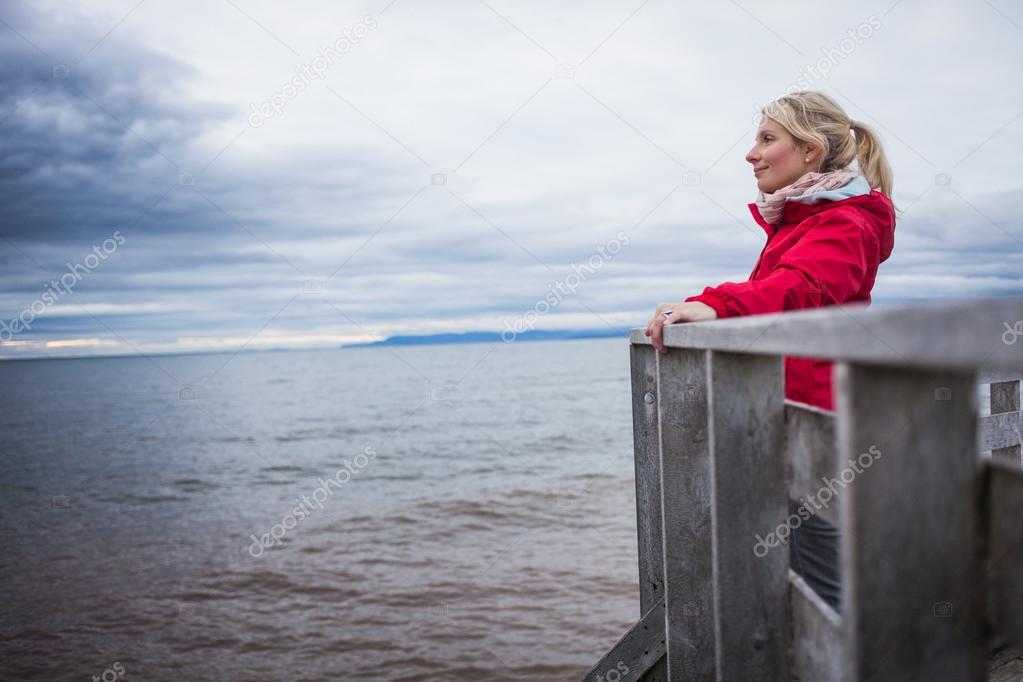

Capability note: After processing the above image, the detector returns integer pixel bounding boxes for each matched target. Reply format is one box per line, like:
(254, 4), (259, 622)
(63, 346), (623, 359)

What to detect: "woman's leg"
(788, 499), (842, 612)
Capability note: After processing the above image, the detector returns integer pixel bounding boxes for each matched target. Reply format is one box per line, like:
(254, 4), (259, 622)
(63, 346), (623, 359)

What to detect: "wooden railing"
(582, 297), (1023, 682)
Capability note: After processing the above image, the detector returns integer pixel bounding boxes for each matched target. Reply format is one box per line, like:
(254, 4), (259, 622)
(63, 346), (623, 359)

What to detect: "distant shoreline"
(342, 328), (630, 348)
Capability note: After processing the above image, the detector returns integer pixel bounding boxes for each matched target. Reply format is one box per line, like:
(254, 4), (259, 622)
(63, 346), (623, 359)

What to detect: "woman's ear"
(801, 143), (821, 164)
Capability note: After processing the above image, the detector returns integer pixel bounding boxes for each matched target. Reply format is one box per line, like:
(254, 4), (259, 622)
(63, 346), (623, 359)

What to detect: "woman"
(643, 90), (897, 611)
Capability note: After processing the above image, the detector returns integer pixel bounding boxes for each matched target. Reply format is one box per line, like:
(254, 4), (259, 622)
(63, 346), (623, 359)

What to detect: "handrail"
(629, 296), (1023, 370)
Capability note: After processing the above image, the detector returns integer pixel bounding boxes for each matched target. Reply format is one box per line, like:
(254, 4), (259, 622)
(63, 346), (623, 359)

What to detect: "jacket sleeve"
(684, 211), (880, 319)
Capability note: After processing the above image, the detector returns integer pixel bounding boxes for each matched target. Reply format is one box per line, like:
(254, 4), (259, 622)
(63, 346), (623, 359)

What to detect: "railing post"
(836, 363), (985, 680)
(656, 348), (714, 680)
(630, 344), (669, 682)
(707, 351), (789, 680)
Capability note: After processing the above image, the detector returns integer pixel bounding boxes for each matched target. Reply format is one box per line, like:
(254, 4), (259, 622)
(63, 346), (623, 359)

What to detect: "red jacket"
(684, 189), (896, 411)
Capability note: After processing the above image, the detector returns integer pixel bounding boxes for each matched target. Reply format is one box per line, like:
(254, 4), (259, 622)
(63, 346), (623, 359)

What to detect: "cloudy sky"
(1, 0), (1021, 358)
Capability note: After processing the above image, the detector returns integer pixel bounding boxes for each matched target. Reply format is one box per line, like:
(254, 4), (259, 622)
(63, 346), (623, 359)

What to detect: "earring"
(805, 157), (811, 162)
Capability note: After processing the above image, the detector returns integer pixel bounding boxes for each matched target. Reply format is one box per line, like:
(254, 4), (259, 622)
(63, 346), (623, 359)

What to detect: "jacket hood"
(748, 186), (896, 263)
(851, 190), (896, 262)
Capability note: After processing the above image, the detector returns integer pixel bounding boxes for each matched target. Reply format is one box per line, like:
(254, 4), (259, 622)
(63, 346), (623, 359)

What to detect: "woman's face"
(745, 117), (816, 194)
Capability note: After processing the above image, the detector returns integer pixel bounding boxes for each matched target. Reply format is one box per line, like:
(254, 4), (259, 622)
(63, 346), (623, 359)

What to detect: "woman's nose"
(745, 147), (758, 164)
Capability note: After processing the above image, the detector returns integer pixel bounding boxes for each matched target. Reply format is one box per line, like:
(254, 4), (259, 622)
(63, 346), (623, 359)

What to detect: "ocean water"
(0, 337), (641, 681)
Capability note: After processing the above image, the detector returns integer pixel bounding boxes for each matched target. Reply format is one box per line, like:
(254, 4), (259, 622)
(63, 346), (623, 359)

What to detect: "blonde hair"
(762, 91), (894, 201)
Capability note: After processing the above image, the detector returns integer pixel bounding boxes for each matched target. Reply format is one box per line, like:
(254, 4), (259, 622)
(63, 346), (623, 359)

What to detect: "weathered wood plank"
(789, 570), (843, 682)
(980, 410), (1023, 453)
(656, 348), (714, 681)
(989, 642), (1023, 681)
(709, 351), (789, 680)
(628, 296), (1023, 370)
(836, 363), (985, 681)
(581, 598), (667, 682)
(990, 380), (1021, 462)
(631, 344), (664, 615)
(785, 401), (840, 527)
(987, 459), (1023, 645)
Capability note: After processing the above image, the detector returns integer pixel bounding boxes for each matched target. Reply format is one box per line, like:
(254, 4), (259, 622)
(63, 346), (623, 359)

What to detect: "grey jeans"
(788, 499), (841, 612)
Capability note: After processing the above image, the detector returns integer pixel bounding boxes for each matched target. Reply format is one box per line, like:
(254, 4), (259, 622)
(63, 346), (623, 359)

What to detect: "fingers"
(650, 317), (666, 353)
(650, 305), (686, 353)
(646, 302), (686, 353)
(644, 309), (664, 337)
(645, 303), (673, 334)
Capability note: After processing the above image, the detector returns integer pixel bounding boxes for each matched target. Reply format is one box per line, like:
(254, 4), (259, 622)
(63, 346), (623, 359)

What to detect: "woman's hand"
(644, 301), (718, 354)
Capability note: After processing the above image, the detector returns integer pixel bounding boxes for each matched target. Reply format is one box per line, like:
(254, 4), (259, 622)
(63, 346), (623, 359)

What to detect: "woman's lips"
(754, 167), (767, 176)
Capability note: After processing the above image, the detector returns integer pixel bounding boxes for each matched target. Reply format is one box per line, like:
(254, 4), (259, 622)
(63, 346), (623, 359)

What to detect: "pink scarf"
(755, 170), (859, 225)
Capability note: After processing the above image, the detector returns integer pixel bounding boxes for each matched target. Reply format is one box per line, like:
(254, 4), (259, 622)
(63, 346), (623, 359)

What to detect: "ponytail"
(849, 120), (893, 200)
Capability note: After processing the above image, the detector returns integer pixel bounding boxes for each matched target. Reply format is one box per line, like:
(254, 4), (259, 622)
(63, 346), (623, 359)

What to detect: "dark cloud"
(0, 1), (234, 246)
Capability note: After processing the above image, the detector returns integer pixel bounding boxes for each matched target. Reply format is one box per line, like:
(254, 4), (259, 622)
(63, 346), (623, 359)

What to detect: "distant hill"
(342, 328), (631, 348)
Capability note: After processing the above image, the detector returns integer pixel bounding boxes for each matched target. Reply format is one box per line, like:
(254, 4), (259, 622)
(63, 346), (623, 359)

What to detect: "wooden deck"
(582, 297), (1023, 682)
